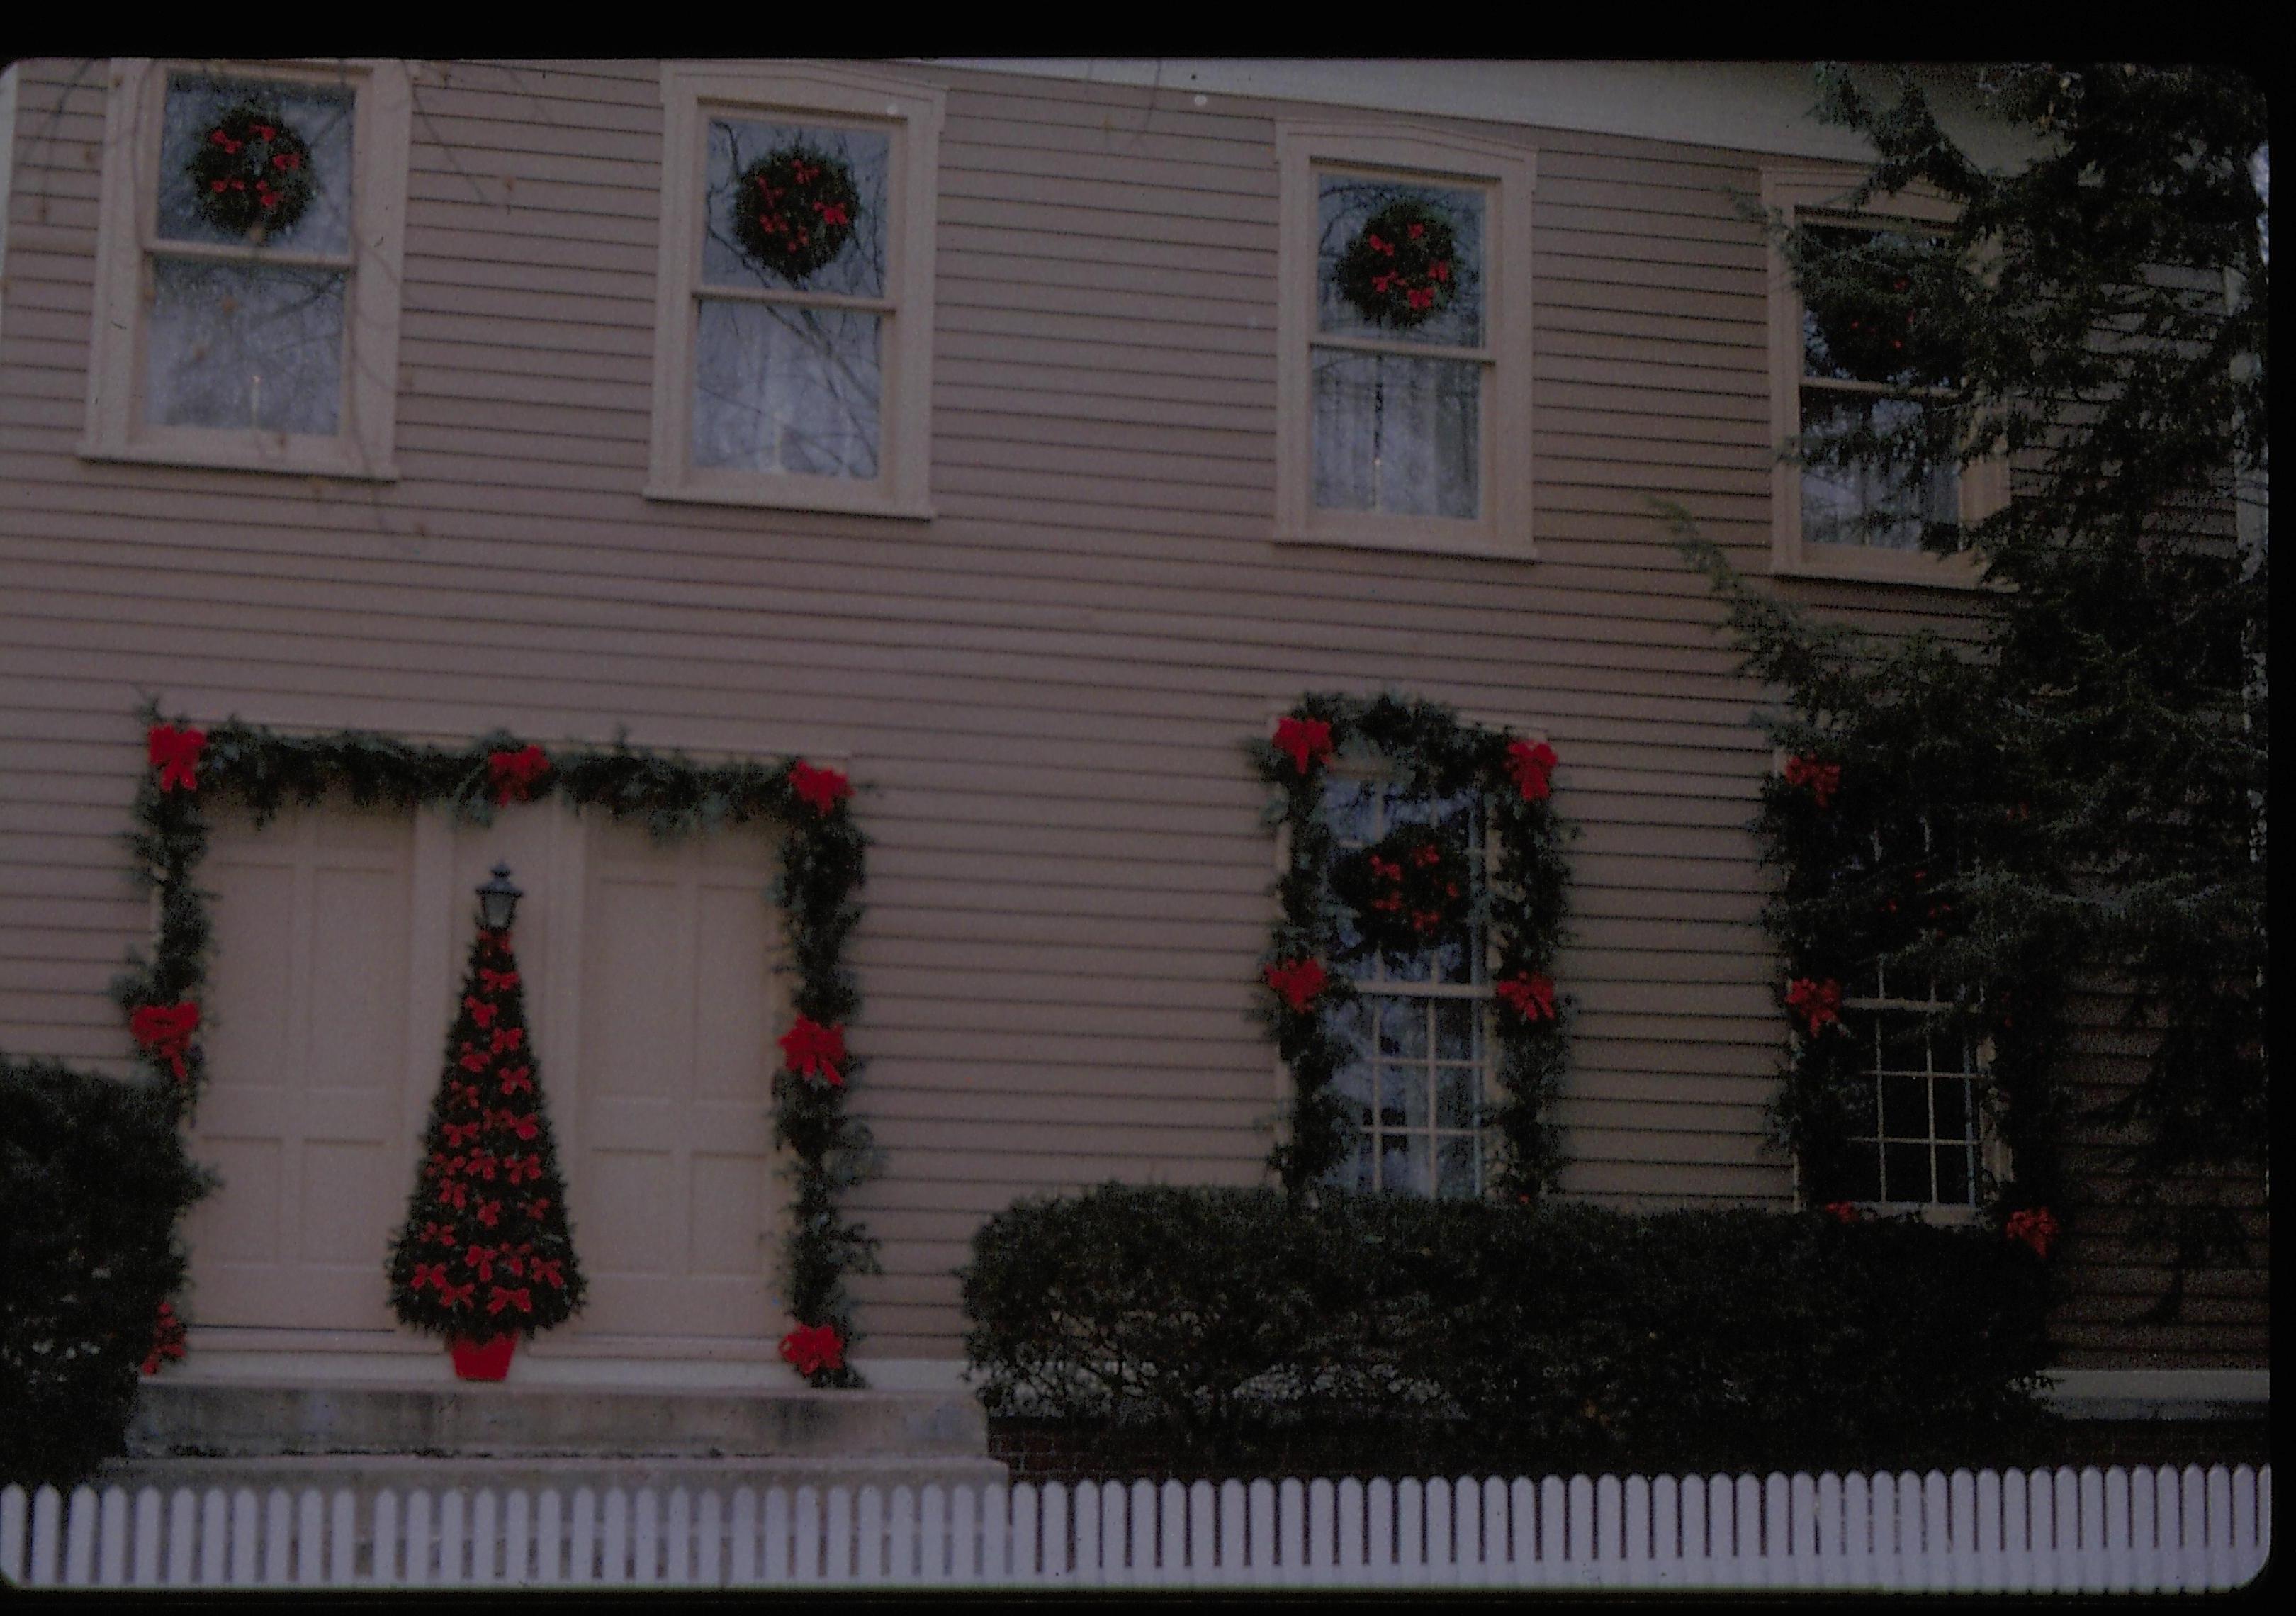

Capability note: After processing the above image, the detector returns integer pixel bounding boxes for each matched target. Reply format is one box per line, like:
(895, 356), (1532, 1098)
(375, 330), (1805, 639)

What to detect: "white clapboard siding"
(0, 1464), (2267, 1591)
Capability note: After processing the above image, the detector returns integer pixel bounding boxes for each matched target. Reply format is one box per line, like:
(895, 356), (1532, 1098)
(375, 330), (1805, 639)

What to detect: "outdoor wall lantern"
(476, 863), (524, 931)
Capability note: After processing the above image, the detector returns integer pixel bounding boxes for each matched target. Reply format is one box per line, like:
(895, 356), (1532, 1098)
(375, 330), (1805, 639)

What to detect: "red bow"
(817, 201), (850, 226)
(523, 1197), (551, 1220)
(1495, 972), (1556, 1021)
(422, 1221), (458, 1245)
(439, 1180), (469, 1210)
(1783, 755), (1841, 810)
(487, 1285), (534, 1316)
(442, 1122), (478, 1149)
(507, 1113), (539, 1141)
(1504, 739), (1558, 802)
(439, 1281), (476, 1309)
(2004, 1207), (2060, 1258)
(487, 745), (550, 806)
(789, 761), (853, 816)
(1261, 958), (1329, 1013)
(141, 1302), (188, 1376)
(458, 1045), (490, 1074)
(1405, 287), (1434, 310)
(478, 967), (519, 993)
(463, 995), (497, 1029)
(129, 1001), (201, 1078)
(1823, 1201), (1866, 1225)
(498, 1064), (534, 1095)
(466, 1151), (497, 1181)
(529, 1257), (565, 1288)
(780, 1016), (847, 1085)
(475, 1199), (502, 1228)
(147, 724), (208, 793)
(465, 1245), (497, 1281)
(1785, 977), (1843, 1036)
(492, 1026), (524, 1055)
(505, 1152), (541, 1185)
(779, 1322), (845, 1377)
(408, 1262), (451, 1292)
(1272, 717), (1334, 775)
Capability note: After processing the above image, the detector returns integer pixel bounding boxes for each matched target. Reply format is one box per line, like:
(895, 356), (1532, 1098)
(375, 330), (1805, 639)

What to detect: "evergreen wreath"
(186, 102), (316, 240)
(118, 703), (876, 1387)
(1251, 692), (1574, 1201)
(1334, 198), (1461, 330)
(1792, 228), (1957, 388)
(731, 145), (862, 283)
(1329, 822), (1472, 963)
(386, 918), (586, 1342)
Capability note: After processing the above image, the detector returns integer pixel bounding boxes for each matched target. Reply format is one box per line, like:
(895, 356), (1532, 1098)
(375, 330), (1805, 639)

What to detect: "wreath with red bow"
(1331, 822), (1472, 963)
(186, 103), (317, 239)
(1334, 199), (1460, 330)
(732, 145), (862, 283)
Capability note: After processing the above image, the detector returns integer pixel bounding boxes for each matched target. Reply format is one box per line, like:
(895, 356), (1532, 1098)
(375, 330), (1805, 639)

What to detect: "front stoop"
(128, 1383), (988, 1461)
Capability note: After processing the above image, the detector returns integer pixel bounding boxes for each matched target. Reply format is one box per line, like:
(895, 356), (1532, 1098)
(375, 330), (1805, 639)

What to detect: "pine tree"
(1694, 63), (2266, 1313)
(387, 916), (585, 1341)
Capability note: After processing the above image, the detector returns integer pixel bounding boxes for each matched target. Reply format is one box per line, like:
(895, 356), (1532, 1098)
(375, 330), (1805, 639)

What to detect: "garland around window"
(120, 706), (875, 1387)
(1251, 693), (1573, 1199)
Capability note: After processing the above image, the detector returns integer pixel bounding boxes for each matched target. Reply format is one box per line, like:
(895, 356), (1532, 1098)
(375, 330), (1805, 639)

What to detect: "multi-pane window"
(1317, 777), (1491, 1199)
(649, 65), (941, 517)
(84, 60), (410, 477)
(1275, 125), (1534, 559)
(1760, 170), (2000, 584)
(1840, 965), (1983, 1207)
(1310, 175), (1487, 521)
(695, 117), (889, 480)
(1795, 221), (1961, 551)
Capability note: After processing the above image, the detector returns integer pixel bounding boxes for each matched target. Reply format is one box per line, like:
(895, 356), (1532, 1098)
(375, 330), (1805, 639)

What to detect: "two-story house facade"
(0, 58), (2265, 1422)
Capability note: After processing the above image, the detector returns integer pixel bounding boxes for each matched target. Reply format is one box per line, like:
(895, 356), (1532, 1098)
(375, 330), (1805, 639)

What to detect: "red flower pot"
(449, 1335), (517, 1381)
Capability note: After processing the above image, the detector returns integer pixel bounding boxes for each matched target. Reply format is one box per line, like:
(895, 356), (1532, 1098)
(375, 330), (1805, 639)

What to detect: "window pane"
(1317, 777), (1375, 843)
(1376, 1065), (1426, 1130)
(1882, 1142), (1932, 1203)
(1800, 391), (1958, 549)
(1312, 349), (1480, 519)
(160, 74), (354, 254)
(1934, 1140), (1974, 1206)
(1433, 1001), (1477, 1062)
(1335, 1132), (1375, 1194)
(1379, 1132), (1427, 1196)
(704, 118), (889, 297)
(145, 259), (344, 433)
(1376, 998), (1426, 1061)
(1317, 174), (1485, 347)
(1435, 1136), (1480, 1199)
(693, 301), (881, 478)
(1434, 1065), (1480, 1128)
(1879, 1073), (1928, 1139)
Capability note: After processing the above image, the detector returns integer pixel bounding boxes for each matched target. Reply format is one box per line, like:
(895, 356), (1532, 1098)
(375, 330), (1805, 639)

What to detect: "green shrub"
(1, 1057), (210, 1487)
(962, 1184), (2054, 1476)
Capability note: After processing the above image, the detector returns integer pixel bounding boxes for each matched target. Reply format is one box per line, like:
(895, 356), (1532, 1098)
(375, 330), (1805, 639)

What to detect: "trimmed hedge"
(962, 1185), (2054, 1477)
(1, 1057), (210, 1487)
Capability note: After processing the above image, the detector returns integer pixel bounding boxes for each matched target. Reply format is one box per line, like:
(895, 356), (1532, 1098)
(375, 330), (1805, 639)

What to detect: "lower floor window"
(1841, 967), (1985, 1206)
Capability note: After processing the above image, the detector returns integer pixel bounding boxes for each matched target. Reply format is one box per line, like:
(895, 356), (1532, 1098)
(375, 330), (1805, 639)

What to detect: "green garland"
(118, 704), (875, 1387)
(1250, 693), (1575, 1201)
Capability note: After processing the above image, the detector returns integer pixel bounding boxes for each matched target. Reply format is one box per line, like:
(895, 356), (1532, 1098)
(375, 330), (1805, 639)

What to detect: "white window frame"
(82, 57), (410, 480)
(1762, 169), (2007, 588)
(648, 62), (941, 520)
(1836, 968), (2005, 1224)
(1275, 122), (1535, 561)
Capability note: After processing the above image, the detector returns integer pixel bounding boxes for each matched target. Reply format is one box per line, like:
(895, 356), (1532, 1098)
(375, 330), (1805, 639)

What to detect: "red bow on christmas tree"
(147, 724), (208, 793)
(1495, 972), (1557, 1022)
(1783, 754), (1841, 809)
(140, 1302), (188, 1376)
(779, 1016), (847, 1086)
(1272, 716), (1334, 775)
(779, 1322), (845, 1377)
(1786, 977), (1843, 1036)
(1504, 739), (1558, 802)
(789, 761), (852, 816)
(1261, 958), (1329, 1013)
(129, 1001), (201, 1079)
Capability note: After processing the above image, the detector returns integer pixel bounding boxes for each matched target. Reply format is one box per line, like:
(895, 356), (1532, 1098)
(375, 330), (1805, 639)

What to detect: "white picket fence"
(0, 1464), (2268, 1592)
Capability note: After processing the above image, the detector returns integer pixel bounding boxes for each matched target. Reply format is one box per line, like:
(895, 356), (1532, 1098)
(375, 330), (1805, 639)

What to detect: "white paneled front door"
(181, 799), (790, 1361)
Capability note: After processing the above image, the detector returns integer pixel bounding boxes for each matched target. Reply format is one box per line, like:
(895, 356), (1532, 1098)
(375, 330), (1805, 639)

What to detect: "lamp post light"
(476, 862), (524, 931)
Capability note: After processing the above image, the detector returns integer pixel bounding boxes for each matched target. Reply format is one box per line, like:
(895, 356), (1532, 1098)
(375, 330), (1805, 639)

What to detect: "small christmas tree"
(387, 898), (584, 1355)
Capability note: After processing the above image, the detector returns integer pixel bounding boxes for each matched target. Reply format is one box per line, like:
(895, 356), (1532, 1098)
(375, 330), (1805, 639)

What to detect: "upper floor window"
(1762, 170), (2005, 587)
(648, 64), (942, 519)
(1276, 124), (1534, 561)
(83, 60), (410, 478)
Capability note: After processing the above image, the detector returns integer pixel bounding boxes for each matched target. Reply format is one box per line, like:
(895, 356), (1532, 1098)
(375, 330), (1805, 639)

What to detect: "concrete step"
(128, 1381), (992, 1464)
